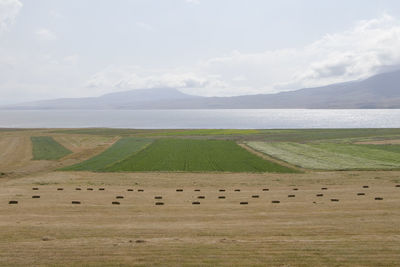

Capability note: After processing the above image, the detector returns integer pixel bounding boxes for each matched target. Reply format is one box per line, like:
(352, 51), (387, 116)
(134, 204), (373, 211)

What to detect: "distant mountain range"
(3, 70), (400, 109)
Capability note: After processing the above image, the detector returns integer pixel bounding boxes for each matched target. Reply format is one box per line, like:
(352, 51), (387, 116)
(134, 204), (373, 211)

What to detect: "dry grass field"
(1, 129), (400, 266)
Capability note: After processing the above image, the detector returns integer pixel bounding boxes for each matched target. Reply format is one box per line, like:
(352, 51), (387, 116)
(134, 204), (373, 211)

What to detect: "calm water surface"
(0, 109), (400, 129)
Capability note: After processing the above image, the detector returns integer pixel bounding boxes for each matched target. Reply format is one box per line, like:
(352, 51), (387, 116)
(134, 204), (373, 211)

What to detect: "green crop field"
(31, 136), (72, 160)
(247, 141), (400, 170)
(51, 128), (400, 141)
(61, 137), (152, 171)
(103, 139), (297, 173)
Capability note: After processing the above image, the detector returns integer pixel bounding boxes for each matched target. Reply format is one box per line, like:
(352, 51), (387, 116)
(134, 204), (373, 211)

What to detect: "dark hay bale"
(71, 201), (81, 204)
(116, 196), (124, 199)
(288, 195), (295, 198)
(293, 188), (298, 191)
(375, 197), (383, 200)
(219, 189), (226, 192)
(197, 196), (205, 199)
(218, 196), (226, 199)
(8, 200), (18, 204)
(176, 189), (183, 192)
(138, 189), (144, 192)
(357, 193), (365, 196)
(321, 187), (328, 190)
(41, 236), (53, 241)
(135, 240), (146, 243)
(57, 188), (64, 191)
(99, 188), (105, 191)
(262, 189), (269, 191)
(251, 195), (259, 198)
(271, 200), (280, 204)
(32, 187), (39, 190)
(154, 196), (162, 199)
(127, 189), (134, 192)
(87, 188), (93, 191)
(32, 195), (40, 199)
(112, 201), (120, 205)
(194, 189), (201, 192)
(395, 185), (400, 187)
(240, 201), (248, 205)
(330, 199), (339, 202)
(316, 194), (324, 197)
(192, 201), (200, 205)
(75, 188), (81, 191)
(234, 189), (241, 192)
(363, 185), (369, 188)
(155, 202), (164, 205)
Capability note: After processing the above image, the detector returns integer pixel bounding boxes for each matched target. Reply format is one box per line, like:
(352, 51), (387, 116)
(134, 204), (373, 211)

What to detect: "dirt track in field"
(355, 139), (400, 145)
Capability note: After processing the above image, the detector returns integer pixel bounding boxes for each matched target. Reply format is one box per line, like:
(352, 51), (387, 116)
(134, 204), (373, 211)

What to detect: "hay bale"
(71, 201), (81, 204)
(116, 196), (124, 199)
(87, 188), (93, 191)
(32, 195), (40, 199)
(234, 189), (241, 192)
(330, 199), (339, 202)
(316, 194), (324, 197)
(176, 189), (183, 192)
(219, 189), (226, 192)
(99, 188), (105, 191)
(155, 202), (164, 205)
(8, 200), (18, 204)
(271, 200), (280, 203)
(197, 196), (205, 199)
(357, 193), (365, 196)
(321, 187), (328, 190)
(192, 201), (200, 205)
(363, 185), (369, 188)
(288, 195), (295, 198)
(32, 187), (39, 190)
(138, 189), (144, 192)
(218, 196), (226, 199)
(293, 188), (298, 191)
(395, 185), (400, 188)
(57, 188), (64, 191)
(374, 197), (383, 200)
(127, 189), (134, 192)
(154, 196), (162, 199)
(262, 189), (269, 191)
(194, 189), (201, 192)
(75, 188), (81, 191)
(240, 201), (248, 205)
(251, 195), (259, 198)
(112, 201), (120, 205)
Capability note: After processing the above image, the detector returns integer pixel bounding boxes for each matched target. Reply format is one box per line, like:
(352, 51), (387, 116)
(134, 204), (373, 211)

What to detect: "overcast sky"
(1, 0), (400, 104)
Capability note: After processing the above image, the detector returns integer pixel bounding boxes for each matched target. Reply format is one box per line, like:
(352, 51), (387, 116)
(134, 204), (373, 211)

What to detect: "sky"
(1, 0), (400, 104)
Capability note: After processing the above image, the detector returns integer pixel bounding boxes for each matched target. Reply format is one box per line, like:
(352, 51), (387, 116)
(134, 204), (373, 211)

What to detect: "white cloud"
(84, 65), (227, 96)
(185, 0), (200, 4)
(0, 0), (22, 33)
(85, 15), (400, 97)
(135, 22), (154, 31)
(35, 28), (57, 41)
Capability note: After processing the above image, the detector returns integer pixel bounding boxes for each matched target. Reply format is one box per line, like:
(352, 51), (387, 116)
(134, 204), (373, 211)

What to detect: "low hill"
(3, 70), (400, 109)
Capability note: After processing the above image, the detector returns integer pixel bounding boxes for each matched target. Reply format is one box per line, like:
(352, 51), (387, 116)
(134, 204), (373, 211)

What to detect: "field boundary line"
(238, 143), (308, 173)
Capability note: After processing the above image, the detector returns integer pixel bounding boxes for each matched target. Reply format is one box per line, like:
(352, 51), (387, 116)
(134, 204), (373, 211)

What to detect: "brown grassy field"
(1, 129), (400, 266)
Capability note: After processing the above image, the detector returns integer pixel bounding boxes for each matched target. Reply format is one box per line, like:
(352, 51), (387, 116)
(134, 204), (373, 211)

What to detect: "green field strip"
(247, 141), (400, 170)
(148, 129), (261, 136)
(60, 137), (152, 171)
(104, 139), (298, 173)
(31, 136), (72, 160)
